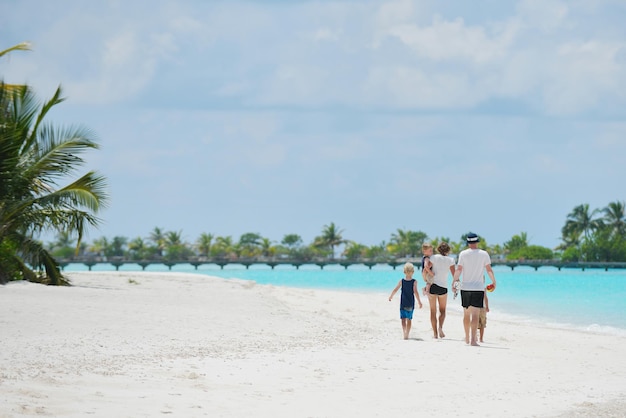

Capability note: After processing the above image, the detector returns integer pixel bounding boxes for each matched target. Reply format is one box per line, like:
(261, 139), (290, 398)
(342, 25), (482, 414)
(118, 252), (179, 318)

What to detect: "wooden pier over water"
(58, 257), (626, 272)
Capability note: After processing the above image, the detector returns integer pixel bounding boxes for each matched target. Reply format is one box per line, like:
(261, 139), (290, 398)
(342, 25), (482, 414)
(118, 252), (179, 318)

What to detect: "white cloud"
(375, 0), (415, 29)
(64, 27), (172, 104)
(9, 0), (622, 117)
(540, 40), (626, 114)
(363, 66), (489, 108)
(385, 16), (513, 64)
(312, 28), (340, 42)
(366, 1), (626, 115)
(516, 0), (569, 32)
(253, 65), (333, 106)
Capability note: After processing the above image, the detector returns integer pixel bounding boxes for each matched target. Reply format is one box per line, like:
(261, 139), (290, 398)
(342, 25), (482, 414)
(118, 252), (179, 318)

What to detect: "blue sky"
(2, 0), (625, 249)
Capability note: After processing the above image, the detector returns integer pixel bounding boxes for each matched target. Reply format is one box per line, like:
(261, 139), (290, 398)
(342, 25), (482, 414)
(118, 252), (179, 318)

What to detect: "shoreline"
(59, 264), (626, 335)
(1, 271), (625, 417)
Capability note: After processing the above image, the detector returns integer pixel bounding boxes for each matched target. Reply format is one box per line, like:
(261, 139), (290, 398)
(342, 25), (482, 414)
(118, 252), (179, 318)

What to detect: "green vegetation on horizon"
(44, 200), (626, 267)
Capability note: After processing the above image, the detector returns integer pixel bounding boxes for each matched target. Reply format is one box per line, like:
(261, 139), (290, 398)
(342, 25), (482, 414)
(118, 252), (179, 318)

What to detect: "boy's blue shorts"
(400, 307), (414, 319)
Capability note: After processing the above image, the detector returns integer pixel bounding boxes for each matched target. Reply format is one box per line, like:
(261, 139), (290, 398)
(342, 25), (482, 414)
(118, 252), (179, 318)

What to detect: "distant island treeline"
(48, 200), (626, 266)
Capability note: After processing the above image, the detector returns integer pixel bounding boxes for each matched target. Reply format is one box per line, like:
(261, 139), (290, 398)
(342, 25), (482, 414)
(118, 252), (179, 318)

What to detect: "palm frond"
(0, 42), (31, 58)
(29, 86), (66, 146)
(0, 43), (31, 95)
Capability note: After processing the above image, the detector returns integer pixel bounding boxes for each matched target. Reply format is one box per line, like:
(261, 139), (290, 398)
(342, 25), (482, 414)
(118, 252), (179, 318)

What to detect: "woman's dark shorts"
(461, 290), (484, 309)
(429, 283), (448, 295)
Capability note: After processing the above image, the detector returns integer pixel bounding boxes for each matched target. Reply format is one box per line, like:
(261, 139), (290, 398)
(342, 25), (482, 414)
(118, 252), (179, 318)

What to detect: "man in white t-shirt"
(452, 232), (497, 346)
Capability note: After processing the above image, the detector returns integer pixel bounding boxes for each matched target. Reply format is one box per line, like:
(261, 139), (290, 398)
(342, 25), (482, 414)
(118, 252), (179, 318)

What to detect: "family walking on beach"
(389, 232), (497, 346)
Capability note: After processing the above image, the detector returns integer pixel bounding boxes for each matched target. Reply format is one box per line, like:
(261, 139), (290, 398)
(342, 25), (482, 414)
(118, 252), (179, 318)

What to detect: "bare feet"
(438, 328), (445, 338)
(470, 340), (480, 346)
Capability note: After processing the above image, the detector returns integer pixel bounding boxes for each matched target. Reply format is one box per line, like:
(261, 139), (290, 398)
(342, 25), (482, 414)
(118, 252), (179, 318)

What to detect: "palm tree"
(343, 241), (367, 261)
(555, 229), (580, 252)
(259, 237), (274, 258)
(561, 204), (603, 261)
(317, 222), (346, 259)
(238, 232), (262, 257)
(110, 236), (127, 257)
(389, 229), (410, 255)
(0, 83), (108, 284)
(281, 234), (303, 248)
(89, 237), (109, 258)
(163, 230), (192, 260)
(561, 204), (602, 243)
(504, 232), (528, 254)
(212, 236), (234, 258)
(281, 234), (303, 257)
(602, 201), (626, 237)
(448, 240), (463, 256)
(48, 231), (77, 259)
(196, 232), (214, 258)
(149, 227), (166, 257)
(127, 237), (147, 260)
(389, 229), (428, 257)
(164, 230), (181, 245)
(366, 242), (388, 261)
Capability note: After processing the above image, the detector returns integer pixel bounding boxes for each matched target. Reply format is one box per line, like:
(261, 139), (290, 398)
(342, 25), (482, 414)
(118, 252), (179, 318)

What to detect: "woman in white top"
(427, 241), (456, 339)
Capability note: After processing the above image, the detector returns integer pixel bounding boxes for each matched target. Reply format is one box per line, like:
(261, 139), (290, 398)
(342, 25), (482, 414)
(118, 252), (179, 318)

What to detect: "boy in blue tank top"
(388, 262), (423, 340)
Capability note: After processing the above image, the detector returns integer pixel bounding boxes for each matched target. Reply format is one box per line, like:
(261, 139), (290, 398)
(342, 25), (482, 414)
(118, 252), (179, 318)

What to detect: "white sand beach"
(1, 271), (625, 417)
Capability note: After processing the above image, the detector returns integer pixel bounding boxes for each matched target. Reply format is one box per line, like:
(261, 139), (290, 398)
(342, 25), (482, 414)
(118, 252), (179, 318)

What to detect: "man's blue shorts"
(400, 307), (414, 319)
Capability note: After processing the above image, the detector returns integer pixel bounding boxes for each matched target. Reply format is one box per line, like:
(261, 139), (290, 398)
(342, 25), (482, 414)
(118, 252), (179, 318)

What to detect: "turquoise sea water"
(64, 263), (626, 336)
